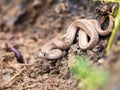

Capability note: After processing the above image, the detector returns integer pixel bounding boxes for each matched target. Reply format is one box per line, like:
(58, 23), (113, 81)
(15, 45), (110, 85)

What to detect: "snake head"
(96, 5), (110, 15)
(39, 52), (48, 58)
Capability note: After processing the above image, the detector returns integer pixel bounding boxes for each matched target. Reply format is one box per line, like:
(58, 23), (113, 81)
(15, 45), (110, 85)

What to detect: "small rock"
(42, 74), (49, 80)
(101, 40), (107, 47)
(87, 50), (94, 59)
(3, 73), (12, 81)
(98, 58), (105, 64)
(92, 47), (98, 53)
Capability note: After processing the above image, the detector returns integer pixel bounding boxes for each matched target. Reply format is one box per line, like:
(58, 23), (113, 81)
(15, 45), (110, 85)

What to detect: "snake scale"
(39, 14), (114, 59)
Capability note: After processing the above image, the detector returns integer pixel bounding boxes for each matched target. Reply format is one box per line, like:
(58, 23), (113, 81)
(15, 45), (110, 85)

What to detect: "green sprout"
(68, 55), (110, 90)
(107, 4), (120, 55)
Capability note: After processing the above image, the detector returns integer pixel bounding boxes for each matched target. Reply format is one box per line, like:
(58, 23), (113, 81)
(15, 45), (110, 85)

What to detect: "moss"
(68, 55), (110, 90)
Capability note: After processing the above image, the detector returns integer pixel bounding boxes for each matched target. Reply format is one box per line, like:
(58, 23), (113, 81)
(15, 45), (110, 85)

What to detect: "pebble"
(87, 50), (94, 59)
(98, 58), (105, 64)
(3, 73), (12, 81)
(92, 47), (98, 53)
(2, 68), (14, 81)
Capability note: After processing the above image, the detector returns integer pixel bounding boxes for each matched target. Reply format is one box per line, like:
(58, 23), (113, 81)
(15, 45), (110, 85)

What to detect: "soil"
(0, 0), (120, 90)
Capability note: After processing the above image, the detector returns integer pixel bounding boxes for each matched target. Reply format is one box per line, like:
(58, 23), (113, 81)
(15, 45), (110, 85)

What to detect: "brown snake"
(39, 15), (114, 59)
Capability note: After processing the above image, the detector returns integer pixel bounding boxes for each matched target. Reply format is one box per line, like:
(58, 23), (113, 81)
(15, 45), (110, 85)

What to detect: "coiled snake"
(39, 15), (114, 59)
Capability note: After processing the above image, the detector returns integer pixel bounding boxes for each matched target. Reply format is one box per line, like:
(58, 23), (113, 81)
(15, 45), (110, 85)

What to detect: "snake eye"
(39, 52), (48, 58)
(43, 52), (48, 57)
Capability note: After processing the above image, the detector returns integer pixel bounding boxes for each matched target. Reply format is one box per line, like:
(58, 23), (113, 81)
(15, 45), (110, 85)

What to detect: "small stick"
(8, 62), (29, 79)
(4, 66), (26, 86)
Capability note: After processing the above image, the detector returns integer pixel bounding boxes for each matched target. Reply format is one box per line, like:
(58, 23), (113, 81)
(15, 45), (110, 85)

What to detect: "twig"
(0, 57), (5, 68)
(24, 83), (39, 89)
(4, 66), (26, 86)
(8, 62), (29, 79)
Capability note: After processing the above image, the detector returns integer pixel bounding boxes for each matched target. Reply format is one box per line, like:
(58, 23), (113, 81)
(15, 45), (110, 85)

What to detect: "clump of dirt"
(0, 0), (114, 90)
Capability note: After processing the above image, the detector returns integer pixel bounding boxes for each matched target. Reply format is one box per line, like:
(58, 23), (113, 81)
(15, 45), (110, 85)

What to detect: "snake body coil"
(39, 15), (114, 59)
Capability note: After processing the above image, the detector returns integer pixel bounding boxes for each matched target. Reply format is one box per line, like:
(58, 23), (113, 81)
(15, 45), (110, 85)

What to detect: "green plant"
(68, 55), (110, 90)
(107, 4), (120, 55)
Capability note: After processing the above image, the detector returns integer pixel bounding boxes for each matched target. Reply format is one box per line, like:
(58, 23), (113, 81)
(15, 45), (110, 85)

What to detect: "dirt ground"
(0, 0), (120, 90)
